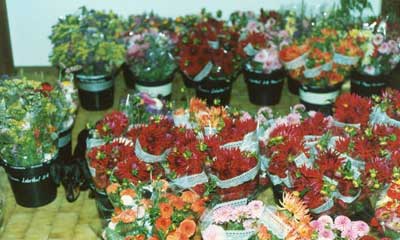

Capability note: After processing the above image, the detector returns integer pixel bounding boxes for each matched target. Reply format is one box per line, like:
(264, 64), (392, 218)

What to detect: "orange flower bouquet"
(104, 180), (207, 240)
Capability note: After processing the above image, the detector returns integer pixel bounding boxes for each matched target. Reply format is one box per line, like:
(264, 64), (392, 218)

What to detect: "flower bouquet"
(238, 11), (291, 105)
(177, 18), (243, 106)
(374, 179), (400, 238)
(310, 215), (370, 239)
(351, 21), (400, 97)
(208, 148), (259, 201)
(103, 180), (206, 240)
(49, 7), (126, 110)
(332, 93), (372, 128)
(165, 128), (209, 195)
(370, 88), (400, 128)
(0, 78), (68, 207)
(124, 30), (177, 98)
(201, 192), (315, 240)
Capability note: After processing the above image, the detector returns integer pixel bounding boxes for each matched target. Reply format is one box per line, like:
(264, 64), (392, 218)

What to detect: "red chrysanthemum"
(96, 111), (129, 138)
(333, 93), (372, 126)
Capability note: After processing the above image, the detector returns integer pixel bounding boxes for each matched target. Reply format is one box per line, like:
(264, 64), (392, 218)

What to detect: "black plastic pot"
(287, 77), (300, 95)
(57, 127), (72, 163)
(135, 75), (174, 101)
(2, 159), (57, 207)
(272, 185), (283, 204)
(299, 84), (342, 115)
(180, 71), (195, 88)
(75, 74), (114, 111)
(350, 71), (388, 97)
(195, 78), (232, 106)
(93, 188), (113, 223)
(122, 63), (136, 89)
(243, 69), (285, 105)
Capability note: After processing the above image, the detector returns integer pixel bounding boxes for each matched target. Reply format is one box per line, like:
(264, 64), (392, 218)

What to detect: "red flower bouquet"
(333, 93), (372, 127)
(165, 128), (208, 195)
(177, 18), (243, 82)
(87, 140), (135, 189)
(96, 111), (129, 139)
(209, 148), (259, 201)
(371, 89), (400, 127)
(134, 118), (175, 160)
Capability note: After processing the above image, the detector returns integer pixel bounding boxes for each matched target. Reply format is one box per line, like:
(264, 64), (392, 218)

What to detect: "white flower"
(378, 42), (391, 55)
(202, 225), (227, 240)
(108, 221), (117, 230)
(363, 65), (378, 76)
(121, 195), (135, 206)
(254, 49), (269, 63)
(373, 33), (384, 45)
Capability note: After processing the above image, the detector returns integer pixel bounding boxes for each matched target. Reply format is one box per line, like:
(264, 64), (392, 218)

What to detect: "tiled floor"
(0, 67), (398, 239)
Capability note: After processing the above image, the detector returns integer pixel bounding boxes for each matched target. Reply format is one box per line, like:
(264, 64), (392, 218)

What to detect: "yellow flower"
(279, 192), (311, 223)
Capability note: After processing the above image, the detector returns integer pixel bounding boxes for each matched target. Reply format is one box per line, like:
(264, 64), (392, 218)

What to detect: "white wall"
(6, 0), (382, 66)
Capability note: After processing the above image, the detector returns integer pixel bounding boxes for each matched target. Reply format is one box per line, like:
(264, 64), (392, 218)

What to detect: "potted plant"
(238, 11), (291, 105)
(351, 20), (400, 97)
(124, 31), (177, 99)
(122, 12), (175, 89)
(49, 7), (126, 110)
(177, 17), (243, 106)
(0, 79), (68, 207)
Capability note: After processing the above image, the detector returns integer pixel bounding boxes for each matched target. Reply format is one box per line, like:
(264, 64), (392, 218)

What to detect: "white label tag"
(135, 82), (172, 98)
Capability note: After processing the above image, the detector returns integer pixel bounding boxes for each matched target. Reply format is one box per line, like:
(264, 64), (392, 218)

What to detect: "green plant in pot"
(238, 10), (291, 106)
(49, 7), (126, 111)
(0, 78), (69, 207)
(177, 16), (244, 106)
(124, 30), (177, 99)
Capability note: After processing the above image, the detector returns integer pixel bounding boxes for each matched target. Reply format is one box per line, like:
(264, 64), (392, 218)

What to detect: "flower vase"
(180, 71), (195, 88)
(1, 157), (58, 207)
(350, 71), (388, 97)
(195, 78), (233, 106)
(75, 74), (114, 111)
(287, 77), (300, 95)
(122, 63), (136, 89)
(299, 84), (342, 115)
(135, 74), (174, 101)
(243, 68), (285, 106)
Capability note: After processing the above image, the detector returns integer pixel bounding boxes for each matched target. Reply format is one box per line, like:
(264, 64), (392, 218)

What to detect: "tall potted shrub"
(238, 11), (291, 105)
(0, 79), (69, 207)
(177, 17), (243, 106)
(49, 7), (126, 111)
(124, 31), (177, 99)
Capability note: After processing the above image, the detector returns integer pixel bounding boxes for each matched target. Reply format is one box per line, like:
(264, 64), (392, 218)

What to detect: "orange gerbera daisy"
(106, 183), (120, 194)
(155, 217), (172, 232)
(178, 219), (197, 237)
(181, 191), (199, 204)
(191, 199), (206, 214)
(160, 202), (173, 218)
(119, 209), (137, 224)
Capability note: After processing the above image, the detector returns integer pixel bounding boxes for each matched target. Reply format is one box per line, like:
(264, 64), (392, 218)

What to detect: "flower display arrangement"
(103, 180), (206, 240)
(49, 7), (126, 110)
(177, 17), (243, 105)
(0, 78), (71, 207)
(374, 179), (400, 238)
(332, 93), (372, 127)
(370, 88), (400, 127)
(125, 12), (174, 35)
(0, 79), (69, 166)
(237, 10), (291, 105)
(201, 192), (315, 240)
(124, 30), (177, 98)
(49, 7), (126, 75)
(310, 215), (370, 240)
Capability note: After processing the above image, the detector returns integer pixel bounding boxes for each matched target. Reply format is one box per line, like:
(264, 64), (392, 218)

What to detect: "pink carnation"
(318, 229), (335, 240)
(202, 225), (227, 240)
(351, 220), (370, 237)
(333, 215), (351, 232)
(248, 200), (264, 218)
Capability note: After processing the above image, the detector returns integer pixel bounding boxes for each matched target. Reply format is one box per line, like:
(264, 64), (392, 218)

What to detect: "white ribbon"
(283, 52), (309, 70)
(210, 162), (260, 189)
(135, 138), (170, 163)
(370, 106), (400, 128)
(299, 88), (340, 105)
(333, 53), (359, 66)
(170, 171), (208, 189)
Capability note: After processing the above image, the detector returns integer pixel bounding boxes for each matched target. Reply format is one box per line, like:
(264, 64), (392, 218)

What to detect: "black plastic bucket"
(57, 127), (72, 163)
(122, 63), (136, 89)
(299, 84), (342, 115)
(350, 71), (388, 97)
(287, 77), (300, 95)
(180, 71), (195, 88)
(2, 159), (57, 207)
(92, 188), (113, 221)
(75, 74), (114, 111)
(135, 76), (173, 101)
(243, 69), (285, 105)
(195, 79), (232, 106)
